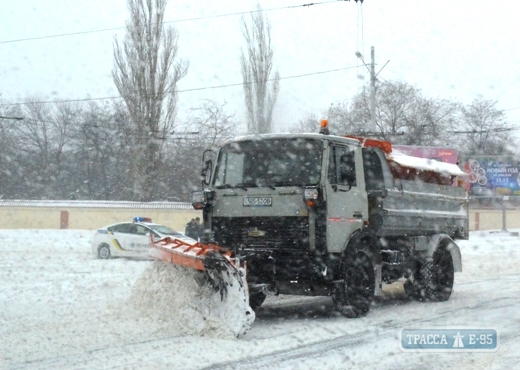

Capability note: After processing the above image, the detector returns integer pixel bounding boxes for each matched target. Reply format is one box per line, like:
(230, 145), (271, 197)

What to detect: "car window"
(148, 224), (183, 236)
(134, 225), (150, 235)
(328, 145), (357, 187)
(108, 224), (131, 233)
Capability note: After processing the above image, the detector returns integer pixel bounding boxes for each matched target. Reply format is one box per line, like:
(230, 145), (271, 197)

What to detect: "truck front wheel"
(332, 250), (375, 318)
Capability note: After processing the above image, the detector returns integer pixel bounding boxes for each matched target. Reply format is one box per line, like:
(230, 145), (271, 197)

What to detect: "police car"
(91, 217), (191, 259)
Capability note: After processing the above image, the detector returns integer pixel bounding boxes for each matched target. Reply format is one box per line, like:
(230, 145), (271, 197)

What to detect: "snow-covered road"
(1, 229), (519, 369)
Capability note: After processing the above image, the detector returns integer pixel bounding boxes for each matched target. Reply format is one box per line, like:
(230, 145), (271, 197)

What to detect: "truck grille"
(211, 216), (309, 251)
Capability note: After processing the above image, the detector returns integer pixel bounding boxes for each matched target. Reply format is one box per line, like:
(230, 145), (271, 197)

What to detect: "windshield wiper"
(238, 182), (272, 190)
(274, 183), (297, 187)
(215, 183), (276, 190)
(245, 182), (276, 190)
(215, 183), (248, 191)
(259, 184), (276, 190)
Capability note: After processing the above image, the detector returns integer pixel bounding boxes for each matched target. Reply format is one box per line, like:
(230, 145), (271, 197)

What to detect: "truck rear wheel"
(332, 250), (375, 318)
(407, 247), (454, 302)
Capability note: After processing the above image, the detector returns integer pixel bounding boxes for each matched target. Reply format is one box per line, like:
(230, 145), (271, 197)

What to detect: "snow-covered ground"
(1, 229), (519, 369)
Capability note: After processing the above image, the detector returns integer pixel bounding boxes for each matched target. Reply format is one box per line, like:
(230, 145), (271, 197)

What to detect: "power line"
(1, 65), (359, 107)
(449, 128), (517, 134)
(0, 1), (351, 45)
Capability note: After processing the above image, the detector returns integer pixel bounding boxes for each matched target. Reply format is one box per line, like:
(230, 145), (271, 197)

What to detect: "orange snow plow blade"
(148, 234), (244, 299)
(149, 235), (234, 271)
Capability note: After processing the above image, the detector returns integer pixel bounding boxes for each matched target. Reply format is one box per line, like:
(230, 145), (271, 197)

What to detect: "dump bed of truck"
(354, 136), (469, 239)
(378, 179), (468, 238)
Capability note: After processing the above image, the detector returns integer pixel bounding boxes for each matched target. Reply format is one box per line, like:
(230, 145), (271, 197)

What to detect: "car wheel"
(249, 292), (267, 311)
(98, 244), (111, 259)
(332, 250), (375, 318)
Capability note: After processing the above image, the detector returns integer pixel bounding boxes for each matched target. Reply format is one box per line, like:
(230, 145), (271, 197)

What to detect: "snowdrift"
(129, 261), (255, 339)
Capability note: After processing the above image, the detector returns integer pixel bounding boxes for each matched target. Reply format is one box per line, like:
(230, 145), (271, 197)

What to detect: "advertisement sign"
(465, 157), (520, 196)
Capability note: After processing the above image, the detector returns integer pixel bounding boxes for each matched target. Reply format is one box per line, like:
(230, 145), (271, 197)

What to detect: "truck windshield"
(214, 138), (322, 188)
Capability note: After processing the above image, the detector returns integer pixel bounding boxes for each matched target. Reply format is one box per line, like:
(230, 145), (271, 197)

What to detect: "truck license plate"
(243, 197), (272, 207)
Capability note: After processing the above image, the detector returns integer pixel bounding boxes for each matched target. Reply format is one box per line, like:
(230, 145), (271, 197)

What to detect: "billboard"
(465, 157), (520, 197)
(380, 146), (518, 197)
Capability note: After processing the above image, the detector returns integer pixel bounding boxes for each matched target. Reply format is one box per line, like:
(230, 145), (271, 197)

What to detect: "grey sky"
(1, 0), (519, 131)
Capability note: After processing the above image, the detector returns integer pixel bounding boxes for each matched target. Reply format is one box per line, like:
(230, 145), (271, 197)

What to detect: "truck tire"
(332, 250), (375, 318)
(408, 247), (454, 302)
(249, 292), (267, 311)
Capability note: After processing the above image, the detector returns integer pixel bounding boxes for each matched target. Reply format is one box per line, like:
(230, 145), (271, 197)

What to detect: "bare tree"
(401, 97), (459, 147)
(291, 112), (321, 133)
(0, 98), (23, 198)
(71, 101), (133, 200)
(156, 100), (239, 201)
(189, 100), (239, 147)
(376, 81), (419, 141)
(240, 6), (280, 134)
(327, 102), (368, 135)
(7, 98), (79, 199)
(293, 104), (363, 135)
(113, 0), (188, 201)
(339, 80), (456, 146)
(455, 99), (513, 156)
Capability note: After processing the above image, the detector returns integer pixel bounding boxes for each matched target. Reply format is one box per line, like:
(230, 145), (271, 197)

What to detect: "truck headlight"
(304, 187), (319, 207)
(191, 191), (206, 210)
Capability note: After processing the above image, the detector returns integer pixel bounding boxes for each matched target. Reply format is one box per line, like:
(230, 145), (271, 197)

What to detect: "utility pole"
(356, 46), (377, 132)
(369, 46), (376, 132)
(355, 46), (389, 135)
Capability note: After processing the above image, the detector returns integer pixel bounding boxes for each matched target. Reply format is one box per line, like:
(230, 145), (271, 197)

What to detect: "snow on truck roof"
(228, 132), (360, 145)
(389, 150), (467, 177)
(345, 135), (466, 178)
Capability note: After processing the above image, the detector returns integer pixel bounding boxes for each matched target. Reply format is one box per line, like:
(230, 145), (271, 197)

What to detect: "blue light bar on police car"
(133, 217), (152, 223)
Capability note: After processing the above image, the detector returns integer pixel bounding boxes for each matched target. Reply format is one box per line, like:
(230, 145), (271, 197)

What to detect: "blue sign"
(466, 157), (520, 196)
(400, 329), (498, 352)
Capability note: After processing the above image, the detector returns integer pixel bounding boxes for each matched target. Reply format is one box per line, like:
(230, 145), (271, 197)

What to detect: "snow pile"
(129, 261), (255, 339)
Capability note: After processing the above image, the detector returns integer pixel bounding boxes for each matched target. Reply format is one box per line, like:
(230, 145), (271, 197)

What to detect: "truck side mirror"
(201, 149), (215, 186)
(201, 159), (212, 186)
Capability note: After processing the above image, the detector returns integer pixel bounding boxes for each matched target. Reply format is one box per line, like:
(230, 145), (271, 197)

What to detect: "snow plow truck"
(150, 120), (468, 319)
